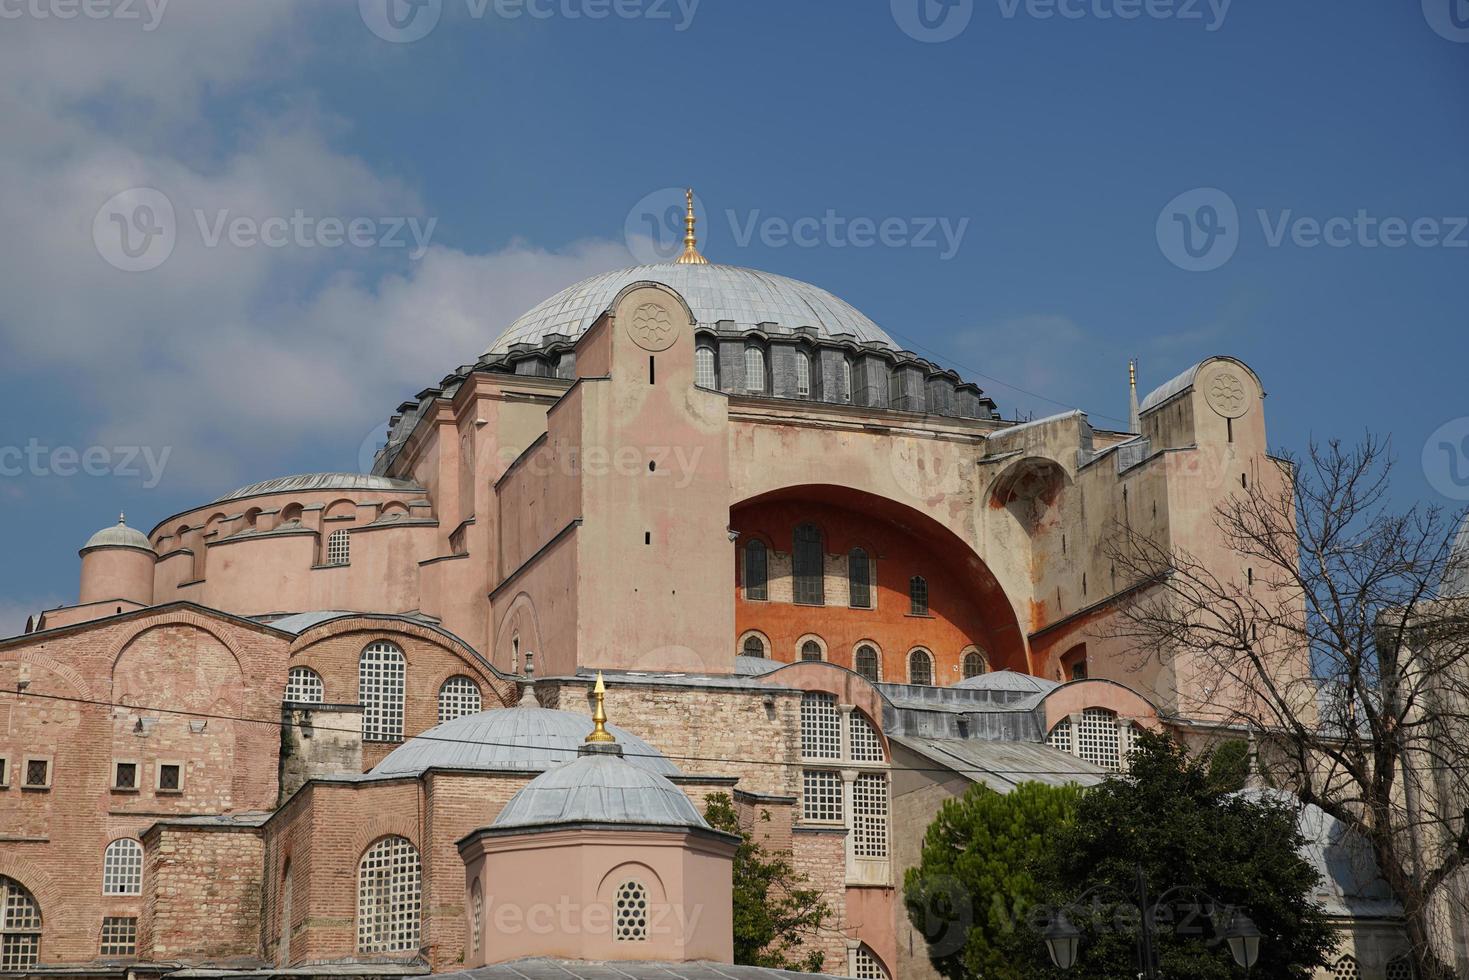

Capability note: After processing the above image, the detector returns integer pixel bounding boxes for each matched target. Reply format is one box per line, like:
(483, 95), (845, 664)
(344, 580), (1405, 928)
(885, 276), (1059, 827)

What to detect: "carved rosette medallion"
(626, 301), (678, 352)
(1203, 369), (1249, 419)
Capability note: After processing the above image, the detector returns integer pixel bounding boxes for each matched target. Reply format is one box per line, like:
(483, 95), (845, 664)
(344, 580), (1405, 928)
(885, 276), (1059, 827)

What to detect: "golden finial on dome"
(675, 188), (709, 265)
(585, 671), (617, 743)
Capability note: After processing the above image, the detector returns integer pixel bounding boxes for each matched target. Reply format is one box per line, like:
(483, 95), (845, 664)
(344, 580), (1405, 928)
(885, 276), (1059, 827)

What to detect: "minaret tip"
(674, 187), (709, 265)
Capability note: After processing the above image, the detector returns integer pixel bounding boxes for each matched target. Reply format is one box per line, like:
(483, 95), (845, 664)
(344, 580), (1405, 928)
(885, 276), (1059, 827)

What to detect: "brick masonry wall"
(140, 825), (264, 961)
(792, 828), (851, 973)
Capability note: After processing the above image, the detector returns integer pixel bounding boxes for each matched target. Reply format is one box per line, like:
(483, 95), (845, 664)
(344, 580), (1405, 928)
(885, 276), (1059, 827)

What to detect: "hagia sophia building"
(0, 197), (1403, 979)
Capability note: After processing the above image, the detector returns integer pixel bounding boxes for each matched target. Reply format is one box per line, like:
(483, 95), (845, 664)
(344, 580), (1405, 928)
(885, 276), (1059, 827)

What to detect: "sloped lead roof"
(491, 751), (708, 831)
(891, 735), (1107, 792)
(370, 707), (681, 778)
(213, 472), (422, 503)
(485, 262), (898, 355)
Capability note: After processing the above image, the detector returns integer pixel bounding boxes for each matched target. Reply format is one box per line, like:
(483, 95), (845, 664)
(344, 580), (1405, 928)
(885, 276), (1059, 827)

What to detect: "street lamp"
(1225, 912), (1261, 970)
(1042, 910), (1082, 970)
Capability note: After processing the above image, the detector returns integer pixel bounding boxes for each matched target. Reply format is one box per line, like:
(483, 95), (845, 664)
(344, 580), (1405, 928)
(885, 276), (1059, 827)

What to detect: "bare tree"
(1104, 436), (1469, 978)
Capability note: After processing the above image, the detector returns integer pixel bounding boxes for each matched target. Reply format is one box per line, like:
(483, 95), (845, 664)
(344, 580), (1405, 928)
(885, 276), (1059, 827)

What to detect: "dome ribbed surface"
(83, 521), (152, 551)
(491, 751), (708, 831)
(485, 263), (897, 355)
(369, 707), (680, 778)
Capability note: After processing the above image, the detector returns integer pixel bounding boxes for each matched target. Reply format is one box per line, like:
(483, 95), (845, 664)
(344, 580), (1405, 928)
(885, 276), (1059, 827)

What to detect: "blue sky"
(0, 0), (1465, 633)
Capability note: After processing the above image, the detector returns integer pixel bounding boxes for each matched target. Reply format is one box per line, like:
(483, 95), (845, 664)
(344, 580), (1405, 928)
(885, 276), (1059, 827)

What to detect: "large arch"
(731, 484), (1027, 676)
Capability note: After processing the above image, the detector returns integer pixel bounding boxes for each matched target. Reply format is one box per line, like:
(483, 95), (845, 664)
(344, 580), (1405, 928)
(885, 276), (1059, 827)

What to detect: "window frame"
(848, 547), (872, 610)
(0, 755), (8, 789)
(613, 879), (650, 943)
(908, 648), (934, 686)
(694, 345), (718, 390)
(359, 641), (407, 743)
(853, 643), (881, 683)
(792, 522), (825, 606)
(356, 835), (422, 955)
(285, 665), (325, 704)
(0, 876), (42, 969)
(325, 528), (351, 567)
(743, 539), (769, 601)
(111, 759), (141, 793)
(102, 838), (144, 896)
(437, 675), (483, 724)
(795, 350), (812, 398)
(156, 760), (184, 794)
(739, 632), (768, 659)
(744, 345), (767, 393)
(908, 575), (930, 616)
(798, 637), (825, 662)
(21, 756), (51, 791)
(99, 915), (138, 958)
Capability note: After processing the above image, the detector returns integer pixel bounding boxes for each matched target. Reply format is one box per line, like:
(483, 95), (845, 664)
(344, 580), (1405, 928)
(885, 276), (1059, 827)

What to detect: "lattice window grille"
(793, 523), (825, 605)
(910, 575), (929, 615)
(796, 352), (811, 397)
(613, 880), (649, 942)
(745, 347), (766, 392)
(285, 666), (323, 704)
(438, 676), (482, 723)
(853, 945), (888, 980)
(470, 885), (483, 954)
(326, 529), (350, 566)
(99, 916), (137, 956)
(852, 774), (889, 858)
(854, 645), (880, 682)
(801, 693), (840, 759)
(1385, 957), (1414, 980)
(849, 713), (884, 762)
(909, 650), (934, 686)
(962, 651), (986, 679)
(1332, 956), (1361, 980)
(0, 877), (41, 970)
(744, 541), (768, 600)
(360, 643), (406, 742)
(103, 839), (143, 895)
(1046, 720), (1073, 754)
(357, 836), (421, 954)
(849, 550), (872, 609)
(1076, 707), (1122, 771)
(803, 769), (843, 823)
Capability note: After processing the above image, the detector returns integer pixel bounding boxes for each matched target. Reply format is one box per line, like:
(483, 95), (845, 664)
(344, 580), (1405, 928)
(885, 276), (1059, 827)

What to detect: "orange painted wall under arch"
(731, 498), (1018, 684)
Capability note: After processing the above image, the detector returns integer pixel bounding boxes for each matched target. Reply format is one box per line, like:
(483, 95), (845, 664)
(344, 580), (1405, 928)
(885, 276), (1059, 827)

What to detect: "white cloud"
(0, 6), (637, 491)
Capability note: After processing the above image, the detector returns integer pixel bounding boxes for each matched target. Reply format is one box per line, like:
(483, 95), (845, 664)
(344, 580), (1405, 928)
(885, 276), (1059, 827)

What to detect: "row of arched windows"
(695, 345), (851, 402)
(743, 527), (930, 614)
(740, 634), (988, 685)
(282, 643), (484, 742)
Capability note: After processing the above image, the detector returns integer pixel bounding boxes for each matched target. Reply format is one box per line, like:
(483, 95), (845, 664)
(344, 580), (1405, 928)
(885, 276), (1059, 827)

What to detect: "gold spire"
(674, 188), (709, 265)
(585, 672), (616, 743)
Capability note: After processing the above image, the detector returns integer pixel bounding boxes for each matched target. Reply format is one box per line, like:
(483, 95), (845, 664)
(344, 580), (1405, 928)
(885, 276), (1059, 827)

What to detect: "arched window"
(744, 346), (766, 392)
(800, 692), (840, 759)
(0, 876), (42, 968)
(840, 358), (853, 403)
(437, 676), (482, 723)
(741, 634), (767, 658)
(744, 540), (768, 601)
(795, 351), (811, 398)
(613, 880), (649, 942)
(793, 523), (825, 605)
(854, 945), (889, 980)
(1046, 719), (1073, 754)
(357, 836), (421, 954)
(909, 575), (929, 615)
(284, 666), (323, 704)
(848, 548), (871, 609)
(908, 649), (934, 686)
(961, 649), (987, 679)
(800, 640), (823, 662)
(849, 712), (884, 762)
(694, 346), (717, 389)
(103, 838), (143, 895)
(854, 644), (880, 682)
(359, 642), (406, 742)
(326, 529), (350, 566)
(1049, 708), (1124, 771)
(1331, 956), (1360, 980)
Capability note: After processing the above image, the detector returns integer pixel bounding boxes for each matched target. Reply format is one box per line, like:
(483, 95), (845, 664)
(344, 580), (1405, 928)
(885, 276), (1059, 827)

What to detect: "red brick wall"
(733, 498), (1014, 682)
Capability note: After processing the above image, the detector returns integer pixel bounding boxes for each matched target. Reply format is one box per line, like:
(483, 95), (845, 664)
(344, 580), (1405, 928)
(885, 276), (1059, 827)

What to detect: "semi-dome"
(491, 750), (707, 831)
(82, 515), (152, 552)
(485, 262), (898, 356)
(369, 706), (681, 778)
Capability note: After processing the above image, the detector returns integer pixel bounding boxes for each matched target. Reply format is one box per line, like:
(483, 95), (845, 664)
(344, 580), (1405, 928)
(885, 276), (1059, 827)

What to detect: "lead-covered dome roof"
(369, 706), (680, 778)
(485, 262), (898, 355)
(83, 516), (152, 552)
(491, 750), (708, 831)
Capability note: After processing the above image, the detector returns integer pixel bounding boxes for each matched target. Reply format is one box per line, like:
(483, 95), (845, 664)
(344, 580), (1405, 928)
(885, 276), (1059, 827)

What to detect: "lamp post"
(1042, 866), (1263, 977)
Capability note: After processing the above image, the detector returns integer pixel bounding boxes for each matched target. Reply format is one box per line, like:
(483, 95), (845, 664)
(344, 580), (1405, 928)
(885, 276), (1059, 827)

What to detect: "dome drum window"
(694, 346), (717, 389)
(326, 529), (350, 566)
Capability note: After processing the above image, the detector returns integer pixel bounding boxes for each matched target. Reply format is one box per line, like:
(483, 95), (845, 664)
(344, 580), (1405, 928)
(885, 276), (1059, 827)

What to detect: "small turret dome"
(82, 515), (152, 552)
(491, 749), (708, 831)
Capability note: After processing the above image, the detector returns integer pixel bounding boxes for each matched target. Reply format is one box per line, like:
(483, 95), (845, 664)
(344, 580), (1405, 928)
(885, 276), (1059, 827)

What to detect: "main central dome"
(485, 262), (898, 356)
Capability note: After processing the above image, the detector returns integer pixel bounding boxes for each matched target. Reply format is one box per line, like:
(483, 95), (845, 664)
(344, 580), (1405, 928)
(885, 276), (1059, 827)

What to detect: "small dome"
(486, 262), (898, 356)
(492, 750), (707, 831)
(369, 706), (680, 778)
(83, 516), (152, 552)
